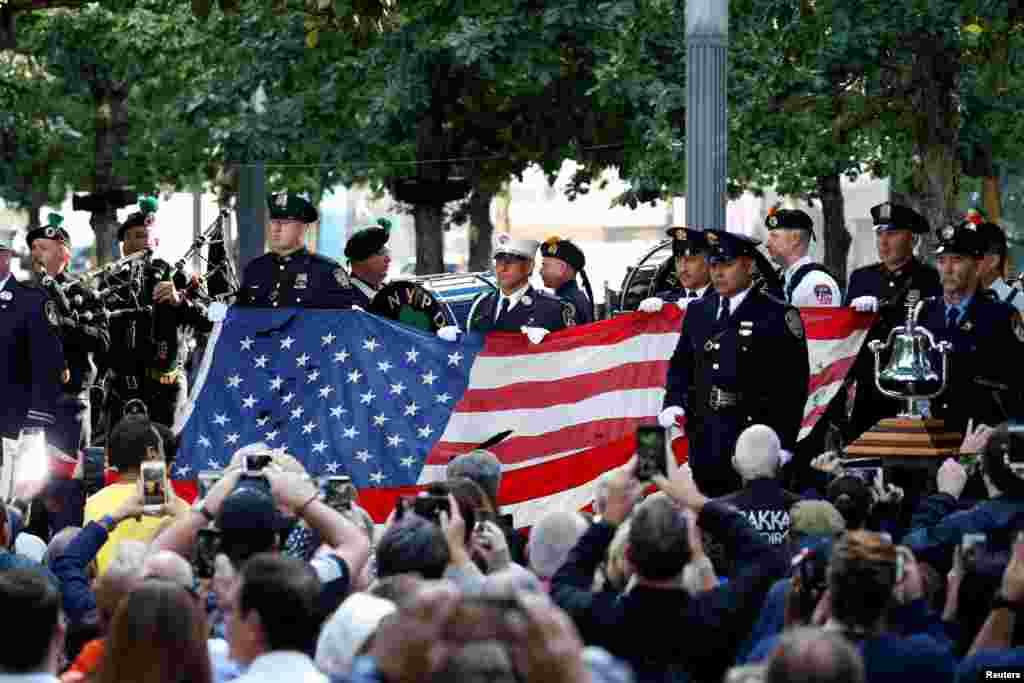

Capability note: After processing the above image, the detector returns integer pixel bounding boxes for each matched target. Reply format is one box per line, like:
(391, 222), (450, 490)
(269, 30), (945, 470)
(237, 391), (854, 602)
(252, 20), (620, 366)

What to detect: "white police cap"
(493, 232), (539, 259)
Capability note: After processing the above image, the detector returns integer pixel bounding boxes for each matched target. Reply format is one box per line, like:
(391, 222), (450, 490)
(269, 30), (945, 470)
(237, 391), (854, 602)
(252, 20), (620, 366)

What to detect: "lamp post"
(237, 84), (268, 271)
(685, 0), (728, 233)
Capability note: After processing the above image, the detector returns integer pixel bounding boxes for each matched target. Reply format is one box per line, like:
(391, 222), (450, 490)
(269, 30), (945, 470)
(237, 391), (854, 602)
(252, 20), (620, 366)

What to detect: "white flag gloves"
(521, 326), (550, 345)
(850, 296), (879, 313)
(638, 297), (665, 314)
(658, 406), (686, 430)
(436, 326), (461, 342)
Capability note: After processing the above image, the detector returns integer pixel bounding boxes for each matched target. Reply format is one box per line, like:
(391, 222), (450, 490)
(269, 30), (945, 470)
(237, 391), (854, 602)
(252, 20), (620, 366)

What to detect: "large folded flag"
(175, 305), (873, 525)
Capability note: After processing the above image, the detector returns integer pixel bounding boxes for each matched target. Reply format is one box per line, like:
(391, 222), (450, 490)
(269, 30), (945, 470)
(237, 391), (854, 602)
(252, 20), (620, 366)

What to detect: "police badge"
(333, 268), (351, 288)
(295, 273), (309, 290)
(941, 224), (956, 241)
(521, 295), (533, 307)
(0, 291), (11, 301)
(785, 309), (804, 339)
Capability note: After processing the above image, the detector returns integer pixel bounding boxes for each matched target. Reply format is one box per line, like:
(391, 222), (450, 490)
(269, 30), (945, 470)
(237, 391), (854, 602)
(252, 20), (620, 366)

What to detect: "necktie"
(719, 298), (730, 320)
(687, 290), (696, 298)
(946, 307), (959, 329)
(496, 297), (510, 322)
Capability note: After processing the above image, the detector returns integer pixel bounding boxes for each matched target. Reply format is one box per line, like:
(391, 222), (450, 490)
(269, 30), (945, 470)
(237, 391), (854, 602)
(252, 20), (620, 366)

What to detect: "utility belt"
(707, 386), (743, 412)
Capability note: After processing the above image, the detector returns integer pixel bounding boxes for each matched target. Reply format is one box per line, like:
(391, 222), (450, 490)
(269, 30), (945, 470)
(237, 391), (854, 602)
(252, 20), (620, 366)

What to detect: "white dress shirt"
(234, 651), (326, 683)
(494, 282), (530, 320)
(784, 255), (841, 307)
(721, 285), (753, 317)
(990, 277), (1024, 313)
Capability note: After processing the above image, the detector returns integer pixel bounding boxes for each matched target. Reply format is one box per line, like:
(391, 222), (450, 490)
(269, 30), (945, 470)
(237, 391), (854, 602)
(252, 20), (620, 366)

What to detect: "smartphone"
(635, 425), (668, 481)
(412, 494), (451, 522)
(15, 426), (48, 485)
(961, 533), (987, 567)
(197, 470), (222, 501)
(140, 461), (167, 515)
(322, 475), (355, 512)
(243, 453), (273, 475)
(842, 457), (883, 487)
(194, 527), (222, 580)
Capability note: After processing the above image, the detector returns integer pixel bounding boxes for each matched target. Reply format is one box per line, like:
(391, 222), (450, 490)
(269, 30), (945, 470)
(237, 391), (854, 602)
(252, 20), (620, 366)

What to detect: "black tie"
(947, 307), (958, 329)
(496, 297), (510, 322)
(713, 298), (730, 332)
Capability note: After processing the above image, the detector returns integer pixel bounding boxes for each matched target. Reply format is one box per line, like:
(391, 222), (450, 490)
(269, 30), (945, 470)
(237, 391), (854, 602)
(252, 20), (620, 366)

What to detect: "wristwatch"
(991, 592), (1024, 613)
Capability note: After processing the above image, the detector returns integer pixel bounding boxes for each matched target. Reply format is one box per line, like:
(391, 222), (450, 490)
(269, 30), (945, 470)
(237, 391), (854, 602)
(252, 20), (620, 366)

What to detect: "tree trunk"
(467, 187), (495, 272)
(90, 86), (129, 264)
(983, 176), (1001, 222)
(413, 203), (444, 275)
(816, 172), (850, 288)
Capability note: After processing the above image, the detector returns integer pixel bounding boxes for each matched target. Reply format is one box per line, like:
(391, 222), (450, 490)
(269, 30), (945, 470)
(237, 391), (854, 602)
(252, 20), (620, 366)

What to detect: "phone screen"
(636, 425), (668, 481)
(243, 453), (273, 474)
(322, 476), (355, 511)
(195, 528), (222, 579)
(141, 462), (167, 510)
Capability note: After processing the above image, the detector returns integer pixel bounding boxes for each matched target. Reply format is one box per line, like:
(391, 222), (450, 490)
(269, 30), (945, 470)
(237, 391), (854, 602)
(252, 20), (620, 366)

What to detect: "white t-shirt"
(784, 255), (841, 307)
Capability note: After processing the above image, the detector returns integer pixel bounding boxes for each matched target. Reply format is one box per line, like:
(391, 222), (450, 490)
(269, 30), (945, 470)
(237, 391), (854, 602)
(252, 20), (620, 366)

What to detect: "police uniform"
(976, 221), (1024, 313)
(918, 222), (1024, 434)
(0, 235), (63, 439)
(765, 209), (841, 307)
(654, 227), (714, 304)
(102, 199), (210, 431)
(237, 193), (359, 310)
(539, 237), (593, 325)
(26, 214), (111, 453)
(343, 220), (391, 309)
(844, 203), (941, 440)
(467, 235), (575, 334)
(664, 230), (810, 497)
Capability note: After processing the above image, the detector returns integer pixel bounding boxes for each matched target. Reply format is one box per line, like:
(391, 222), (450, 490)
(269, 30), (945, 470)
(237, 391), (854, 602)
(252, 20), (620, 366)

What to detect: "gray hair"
(732, 424), (782, 481)
(527, 510), (588, 579)
(446, 450), (502, 506)
(142, 550), (195, 589)
(765, 627), (865, 683)
(593, 471), (613, 517)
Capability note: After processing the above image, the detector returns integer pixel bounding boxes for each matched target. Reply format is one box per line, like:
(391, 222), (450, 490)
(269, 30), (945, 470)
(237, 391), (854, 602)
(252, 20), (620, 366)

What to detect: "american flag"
(174, 306), (873, 524)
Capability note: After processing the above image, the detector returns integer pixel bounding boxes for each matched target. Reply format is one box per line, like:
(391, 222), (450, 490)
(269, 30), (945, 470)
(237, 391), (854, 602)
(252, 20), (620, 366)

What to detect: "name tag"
(295, 273), (309, 290)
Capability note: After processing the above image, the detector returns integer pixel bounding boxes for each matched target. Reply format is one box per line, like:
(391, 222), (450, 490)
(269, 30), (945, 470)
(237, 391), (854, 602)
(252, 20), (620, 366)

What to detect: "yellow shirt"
(84, 482), (172, 574)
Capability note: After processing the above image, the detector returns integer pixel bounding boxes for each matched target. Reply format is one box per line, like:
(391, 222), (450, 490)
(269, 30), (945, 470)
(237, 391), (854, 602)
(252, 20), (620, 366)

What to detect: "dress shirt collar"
(498, 282), (531, 312)
(722, 285), (753, 315)
(784, 255), (813, 286)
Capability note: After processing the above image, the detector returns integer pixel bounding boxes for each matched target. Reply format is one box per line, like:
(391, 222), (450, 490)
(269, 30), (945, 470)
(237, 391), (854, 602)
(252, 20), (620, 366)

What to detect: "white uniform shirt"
(494, 282), (531, 319)
(990, 277), (1024, 313)
(784, 255), (841, 307)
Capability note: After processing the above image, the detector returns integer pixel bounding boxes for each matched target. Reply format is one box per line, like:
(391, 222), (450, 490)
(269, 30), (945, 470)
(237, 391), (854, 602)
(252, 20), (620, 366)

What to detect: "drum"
(370, 280), (457, 333)
(607, 240), (675, 315)
(406, 271), (497, 330)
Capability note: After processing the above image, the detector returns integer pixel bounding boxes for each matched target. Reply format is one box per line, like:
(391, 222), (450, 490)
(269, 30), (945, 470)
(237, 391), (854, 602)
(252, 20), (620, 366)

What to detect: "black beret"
(976, 221), (1008, 256)
(870, 202), (930, 234)
(117, 196), (159, 242)
(345, 226), (390, 262)
(705, 229), (760, 264)
(935, 221), (985, 258)
(665, 226), (710, 258)
(267, 192), (318, 224)
(26, 213), (70, 248)
(539, 237), (585, 271)
(765, 209), (813, 233)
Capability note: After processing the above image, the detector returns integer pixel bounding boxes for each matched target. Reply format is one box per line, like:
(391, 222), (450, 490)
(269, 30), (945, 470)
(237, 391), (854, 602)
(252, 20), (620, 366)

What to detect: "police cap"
(705, 229), (761, 264)
(870, 202), (930, 234)
(976, 221), (1008, 257)
(492, 232), (539, 260)
(665, 226), (710, 258)
(935, 221), (985, 258)
(267, 192), (318, 224)
(539, 235), (585, 271)
(26, 213), (71, 248)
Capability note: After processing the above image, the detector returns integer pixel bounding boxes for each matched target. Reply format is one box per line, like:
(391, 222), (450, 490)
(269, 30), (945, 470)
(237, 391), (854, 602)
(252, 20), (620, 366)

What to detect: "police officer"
(103, 197), (210, 432)
(27, 213), (110, 454)
(237, 192), (358, 309)
(844, 202), (941, 439)
(976, 220), (1024, 313)
(466, 233), (575, 342)
(0, 230), (62, 440)
(660, 230), (810, 497)
(344, 219), (392, 309)
(764, 208), (841, 307)
(539, 236), (593, 324)
(638, 227), (713, 314)
(918, 221), (1023, 434)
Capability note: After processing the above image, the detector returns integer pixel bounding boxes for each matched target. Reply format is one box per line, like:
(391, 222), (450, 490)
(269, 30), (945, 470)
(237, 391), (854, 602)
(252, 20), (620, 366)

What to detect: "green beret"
(267, 192), (318, 224)
(118, 196), (159, 241)
(26, 212), (71, 247)
(345, 224), (390, 262)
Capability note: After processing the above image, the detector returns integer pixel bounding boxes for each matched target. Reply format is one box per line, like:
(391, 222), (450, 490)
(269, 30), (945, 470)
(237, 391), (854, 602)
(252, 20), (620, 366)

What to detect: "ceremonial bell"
(846, 290), (962, 461)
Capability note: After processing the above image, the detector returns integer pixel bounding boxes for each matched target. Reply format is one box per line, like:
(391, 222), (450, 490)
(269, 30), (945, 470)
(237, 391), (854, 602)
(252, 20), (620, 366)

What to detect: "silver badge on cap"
(522, 295), (532, 306)
(275, 192), (288, 208)
(941, 225), (956, 240)
(0, 291), (11, 301)
(879, 203), (891, 221)
(767, 215), (778, 228)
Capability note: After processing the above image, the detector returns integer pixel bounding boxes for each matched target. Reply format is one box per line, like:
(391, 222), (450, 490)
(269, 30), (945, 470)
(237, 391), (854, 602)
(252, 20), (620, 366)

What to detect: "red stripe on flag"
(478, 307), (683, 357)
(807, 355), (858, 395)
(456, 360), (670, 413)
(800, 308), (875, 338)
(429, 416), (656, 466)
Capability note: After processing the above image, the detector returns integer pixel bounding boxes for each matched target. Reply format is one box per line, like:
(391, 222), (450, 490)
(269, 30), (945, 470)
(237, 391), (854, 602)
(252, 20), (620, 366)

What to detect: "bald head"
(143, 550), (195, 589)
(527, 510), (588, 579)
(765, 627), (864, 683)
(733, 424), (782, 481)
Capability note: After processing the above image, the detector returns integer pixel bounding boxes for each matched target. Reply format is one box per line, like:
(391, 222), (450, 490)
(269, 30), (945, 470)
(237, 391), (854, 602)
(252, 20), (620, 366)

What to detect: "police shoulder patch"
(563, 302), (576, 327)
(785, 309), (804, 339)
(334, 268), (351, 288)
(1012, 311), (1024, 343)
(44, 300), (60, 327)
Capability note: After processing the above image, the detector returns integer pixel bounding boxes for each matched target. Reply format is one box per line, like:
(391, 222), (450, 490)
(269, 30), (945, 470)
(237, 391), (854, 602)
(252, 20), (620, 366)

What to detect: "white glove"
(638, 297), (665, 313)
(436, 326), (461, 342)
(850, 296), (879, 313)
(206, 301), (228, 322)
(658, 406), (686, 430)
(676, 299), (690, 311)
(521, 326), (550, 345)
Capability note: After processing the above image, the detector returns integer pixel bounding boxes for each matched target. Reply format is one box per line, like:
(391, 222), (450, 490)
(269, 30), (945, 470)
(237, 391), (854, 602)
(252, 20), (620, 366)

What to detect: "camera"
(321, 475), (355, 512)
(243, 453), (273, 474)
(635, 425), (668, 481)
(842, 457), (883, 487)
(398, 493), (450, 522)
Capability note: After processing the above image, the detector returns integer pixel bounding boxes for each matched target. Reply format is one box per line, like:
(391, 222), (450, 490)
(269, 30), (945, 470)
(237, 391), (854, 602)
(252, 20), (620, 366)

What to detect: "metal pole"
(192, 191), (202, 272)
(686, 0), (729, 232)
(237, 162), (266, 271)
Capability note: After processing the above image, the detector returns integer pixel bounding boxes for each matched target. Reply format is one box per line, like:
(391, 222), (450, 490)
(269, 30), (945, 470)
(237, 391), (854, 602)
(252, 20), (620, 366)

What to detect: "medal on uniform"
(522, 295), (533, 306)
(704, 340), (715, 352)
(0, 291), (11, 301)
(739, 320), (753, 337)
(295, 273), (309, 290)
(960, 320), (973, 333)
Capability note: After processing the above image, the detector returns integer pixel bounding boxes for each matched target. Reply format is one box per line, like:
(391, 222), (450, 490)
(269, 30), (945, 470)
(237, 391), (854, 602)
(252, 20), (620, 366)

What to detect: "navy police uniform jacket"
(237, 248), (359, 309)
(918, 291), (1024, 435)
(654, 286), (712, 304)
(0, 278), (64, 438)
(845, 257), (941, 306)
(555, 280), (593, 325)
(664, 287), (810, 497)
(468, 286), (575, 333)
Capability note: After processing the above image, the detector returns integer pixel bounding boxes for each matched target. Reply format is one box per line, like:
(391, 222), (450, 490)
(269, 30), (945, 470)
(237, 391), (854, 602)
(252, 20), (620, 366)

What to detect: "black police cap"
(705, 229), (761, 264)
(870, 202), (930, 234)
(267, 192), (318, 224)
(539, 236), (585, 271)
(765, 209), (814, 233)
(935, 221), (985, 258)
(665, 226), (710, 258)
